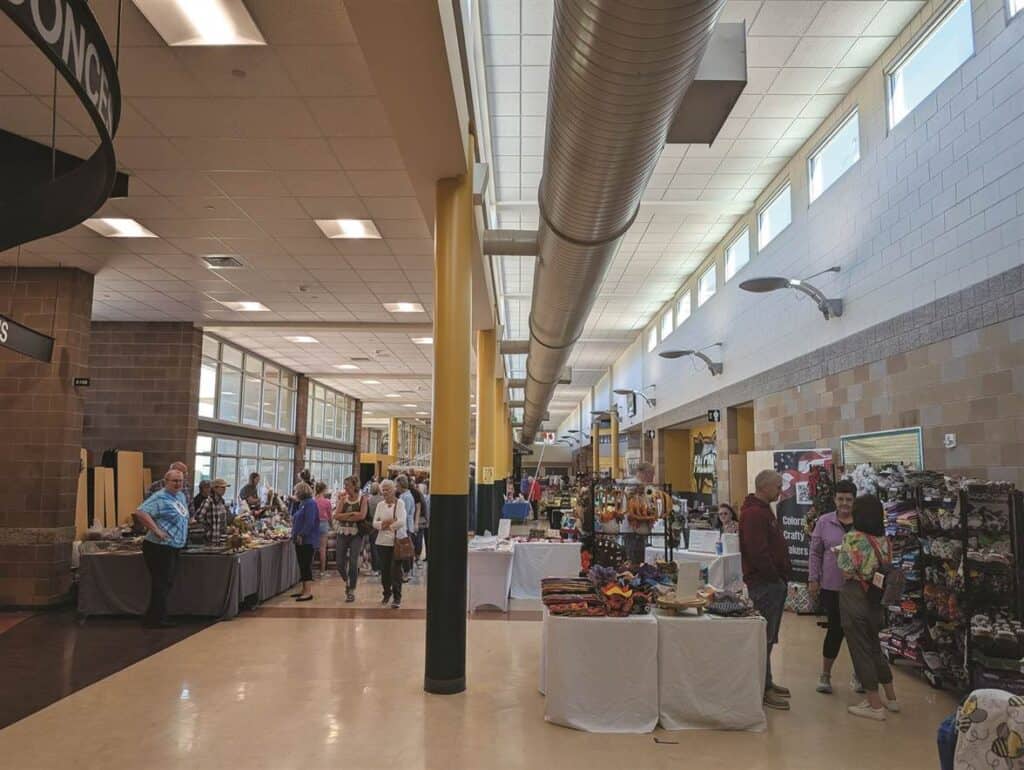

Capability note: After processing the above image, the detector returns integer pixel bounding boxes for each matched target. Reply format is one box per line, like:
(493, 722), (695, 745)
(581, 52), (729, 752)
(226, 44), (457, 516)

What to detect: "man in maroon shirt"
(740, 469), (791, 711)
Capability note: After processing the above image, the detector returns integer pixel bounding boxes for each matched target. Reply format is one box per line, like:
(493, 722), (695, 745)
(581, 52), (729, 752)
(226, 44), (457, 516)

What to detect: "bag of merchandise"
(784, 581), (814, 614)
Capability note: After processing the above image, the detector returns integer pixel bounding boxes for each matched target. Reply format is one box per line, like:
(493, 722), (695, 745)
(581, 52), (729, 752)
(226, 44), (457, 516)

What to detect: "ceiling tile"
(786, 36), (856, 68)
(749, 1), (824, 35)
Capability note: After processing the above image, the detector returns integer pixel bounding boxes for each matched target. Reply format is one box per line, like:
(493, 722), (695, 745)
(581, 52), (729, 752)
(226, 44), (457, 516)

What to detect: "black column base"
(491, 481), (505, 533)
(425, 493), (468, 694)
(424, 675), (466, 695)
(475, 482), (494, 535)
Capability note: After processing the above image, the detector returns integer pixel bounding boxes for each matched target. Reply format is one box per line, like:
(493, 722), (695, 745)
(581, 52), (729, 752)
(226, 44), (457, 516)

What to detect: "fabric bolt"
(953, 689), (1024, 769)
(809, 512), (851, 591)
(138, 489), (191, 549)
(337, 534), (364, 589)
(839, 580), (892, 692)
(195, 492), (229, 546)
(748, 579), (787, 691)
(510, 542), (582, 599)
(657, 613), (767, 732)
(467, 550), (515, 611)
(819, 587), (845, 660)
(541, 610), (659, 733)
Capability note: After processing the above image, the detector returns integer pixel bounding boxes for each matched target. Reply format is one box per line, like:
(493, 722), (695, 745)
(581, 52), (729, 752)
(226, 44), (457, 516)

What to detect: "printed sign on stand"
(772, 449), (833, 583)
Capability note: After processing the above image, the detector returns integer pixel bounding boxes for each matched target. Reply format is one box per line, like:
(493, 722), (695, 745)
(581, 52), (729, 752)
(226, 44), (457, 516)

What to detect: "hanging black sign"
(0, 0), (122, 251)
(0, 313), (55, 363)
(707, 409), (721, 423)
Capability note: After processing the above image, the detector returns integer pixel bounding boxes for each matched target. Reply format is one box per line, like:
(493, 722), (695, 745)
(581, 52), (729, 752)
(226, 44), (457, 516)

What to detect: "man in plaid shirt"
(196, 478), (231, 546)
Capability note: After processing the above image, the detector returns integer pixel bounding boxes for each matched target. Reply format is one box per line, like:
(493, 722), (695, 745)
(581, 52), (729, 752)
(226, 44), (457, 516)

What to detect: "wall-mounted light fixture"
(613, 387), (656, 407)
(659, 343), (724, 376)
(739, 266), (843, 320)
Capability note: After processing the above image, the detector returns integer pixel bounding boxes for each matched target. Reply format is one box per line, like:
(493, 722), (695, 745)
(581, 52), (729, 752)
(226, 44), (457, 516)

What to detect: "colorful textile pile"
(541, 578), (606, 616)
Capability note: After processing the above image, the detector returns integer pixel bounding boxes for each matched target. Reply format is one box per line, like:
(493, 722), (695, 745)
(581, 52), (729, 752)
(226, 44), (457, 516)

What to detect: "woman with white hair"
(373, 479), (407, 609)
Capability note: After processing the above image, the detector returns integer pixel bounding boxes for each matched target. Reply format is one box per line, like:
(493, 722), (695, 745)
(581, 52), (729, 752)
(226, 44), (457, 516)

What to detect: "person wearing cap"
(196, 478), (231, 546)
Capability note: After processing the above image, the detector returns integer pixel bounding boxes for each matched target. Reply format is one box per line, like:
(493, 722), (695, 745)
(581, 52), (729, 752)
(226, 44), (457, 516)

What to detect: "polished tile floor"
(0, 568), (957, 770)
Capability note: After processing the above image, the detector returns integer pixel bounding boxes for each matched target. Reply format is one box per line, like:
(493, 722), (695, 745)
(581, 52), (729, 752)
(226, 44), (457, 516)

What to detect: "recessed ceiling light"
(132, 0), (266, 46)
(385, 393), (401, 398)
(364, 410), (374, 415)
(361, 379), (382, 385)
(83, 218), (158, 238)
(411, 337), (433, 345)
(334, 364), (360, 370)
(383, 302), (424, 313)
(403, 403), (417, 408)
(315, 218), (382, 239)
(218, 300), (269, 312)
(285, 335), (319, 344)
(202, 255), (243, 269)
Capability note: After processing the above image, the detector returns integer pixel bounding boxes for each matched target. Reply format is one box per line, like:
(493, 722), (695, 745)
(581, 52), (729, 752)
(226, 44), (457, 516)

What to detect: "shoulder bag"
(866, 536), (905, 606)
(355, 495), (374, 537)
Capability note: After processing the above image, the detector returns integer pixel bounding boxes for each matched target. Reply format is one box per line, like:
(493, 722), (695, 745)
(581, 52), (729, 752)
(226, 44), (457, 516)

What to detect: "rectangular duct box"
(666, 22), (747, 146)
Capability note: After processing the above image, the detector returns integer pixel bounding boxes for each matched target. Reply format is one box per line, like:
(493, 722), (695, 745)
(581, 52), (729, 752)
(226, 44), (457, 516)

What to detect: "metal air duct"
(520, 0), (726, 442)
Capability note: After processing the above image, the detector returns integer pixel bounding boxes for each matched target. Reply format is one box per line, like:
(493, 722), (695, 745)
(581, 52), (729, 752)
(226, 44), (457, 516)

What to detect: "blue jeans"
(337, 534), (364, 590)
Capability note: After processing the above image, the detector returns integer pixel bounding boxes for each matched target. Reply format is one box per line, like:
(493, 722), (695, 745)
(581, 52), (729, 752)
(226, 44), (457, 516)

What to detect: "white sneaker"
(884, 699), (901, 713)
(816, 674), (833, 694)
(847, 702), (886, 721)
(851, 676), (865, 693)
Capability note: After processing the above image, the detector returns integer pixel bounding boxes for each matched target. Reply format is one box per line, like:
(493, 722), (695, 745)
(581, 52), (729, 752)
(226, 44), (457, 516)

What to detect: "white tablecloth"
(467, 549), (514, 611)
(541, 609), (659, 733)
(657, 612), (767, 732)
(510, 542), (581, 599)
(644, 547), (743, 588)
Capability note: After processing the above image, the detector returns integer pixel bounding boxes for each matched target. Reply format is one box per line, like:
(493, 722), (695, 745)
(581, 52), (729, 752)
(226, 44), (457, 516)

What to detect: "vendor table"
(510, 541), (581, 599)
(77, 540), (298, 620)
(644, 546), (742, 588)
(656, 611), (767, 732)
(541, 609), (659, 733)
(467, 549), (514, 611)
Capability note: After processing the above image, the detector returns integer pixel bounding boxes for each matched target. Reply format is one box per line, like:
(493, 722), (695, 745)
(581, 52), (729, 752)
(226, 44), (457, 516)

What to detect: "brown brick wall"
(755, 317), (1024, 487)
(83, 322), (202, 485)
(0, 268), (93, 606)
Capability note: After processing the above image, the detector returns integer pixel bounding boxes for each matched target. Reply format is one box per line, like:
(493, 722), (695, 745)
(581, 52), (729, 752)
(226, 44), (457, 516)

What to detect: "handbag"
(394, 531), (415, 561)
(866, 536), (905, 606)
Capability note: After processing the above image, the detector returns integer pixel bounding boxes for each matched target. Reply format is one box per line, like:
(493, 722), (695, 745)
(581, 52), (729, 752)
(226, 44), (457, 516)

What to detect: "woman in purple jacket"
(290, 482), (320, 602)
(808, 479), (859, 694)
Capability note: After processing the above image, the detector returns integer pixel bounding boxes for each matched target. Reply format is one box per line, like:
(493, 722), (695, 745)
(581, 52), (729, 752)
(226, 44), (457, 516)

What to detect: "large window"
(758, 183), (792, 249)
(840, 428), (923, 468)
(201, 334), (297, 433)
(306, 382), (358, 444)
(1013, 0), (1023, 16)
(676, 291), (691, 326)
(809, 110), (860, 202)
(304, 447), (355, 491)
(647, 327), (658, 352)
(888, 0), (973, 128)
(724, 229), (750, 281)
(195, 434), (296, 506)
(660, 309), (673, 341)
(697, 264), (717, 307)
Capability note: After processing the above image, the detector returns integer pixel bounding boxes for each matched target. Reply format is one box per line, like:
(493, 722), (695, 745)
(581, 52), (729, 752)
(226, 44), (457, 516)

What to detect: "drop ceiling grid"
(0, 0), (436, 333)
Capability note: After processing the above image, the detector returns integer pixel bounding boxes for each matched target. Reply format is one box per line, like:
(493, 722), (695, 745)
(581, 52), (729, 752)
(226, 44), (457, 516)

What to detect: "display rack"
(588, 478), (676, 563)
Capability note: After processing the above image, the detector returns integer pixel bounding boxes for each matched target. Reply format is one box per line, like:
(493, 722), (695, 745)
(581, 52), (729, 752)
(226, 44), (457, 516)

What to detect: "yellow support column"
(475, 329), (496, 534)
(591, 423), (601, 476)
(610, 409), (620, 480)
(389, 417), (399, 463)
(493, 380), (509, 521)
(425, 136), (472, 696)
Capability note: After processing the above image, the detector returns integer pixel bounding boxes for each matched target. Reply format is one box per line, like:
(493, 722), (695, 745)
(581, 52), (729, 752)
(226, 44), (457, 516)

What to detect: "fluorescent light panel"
(133, 0), (266, 46)
(361, 379), (382, 385)
(403, 403), (417, 408)
(285, 335), (319, 344)
(384, 302), (424, 313)
(218, 300), (269, 312)
(334, 364), (360, 370)
(315, 219), (382, 239)
(83, 218), (158, 238)
(411, 337), (433, 345)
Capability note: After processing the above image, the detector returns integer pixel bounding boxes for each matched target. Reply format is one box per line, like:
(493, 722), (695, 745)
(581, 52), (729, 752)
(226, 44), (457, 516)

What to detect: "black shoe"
(381, 596), (390, 606)
(295, 595), (313, 602)
(290, 593), (303, 598)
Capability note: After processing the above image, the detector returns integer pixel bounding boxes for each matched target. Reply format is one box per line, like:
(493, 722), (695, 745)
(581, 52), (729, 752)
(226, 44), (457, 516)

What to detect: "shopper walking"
(132, 469), (190, 628)
(417, 481), (430, 562)
(396, 475), (418, 578)
(528, 475), (542, 521)
(837, 494), (900, 721)
(365, 482), (384, 574)
(408, 481), (426, 566)
(333, 475), (369, 603)
(373, 479), (407, 609)
(290, 482), (319, 602)
(808, 479), (860, 695)
(739, 469), (792, 711)
(314, 481), (332, 577)
(195, 478), (231, 546)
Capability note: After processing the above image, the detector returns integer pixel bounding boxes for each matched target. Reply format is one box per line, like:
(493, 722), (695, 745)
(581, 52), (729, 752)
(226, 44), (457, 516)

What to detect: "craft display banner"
(772, 449), (833, 583)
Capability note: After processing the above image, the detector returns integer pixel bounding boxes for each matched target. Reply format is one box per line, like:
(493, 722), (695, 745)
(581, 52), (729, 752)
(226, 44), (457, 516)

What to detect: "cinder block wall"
(83, 322), (202, 485)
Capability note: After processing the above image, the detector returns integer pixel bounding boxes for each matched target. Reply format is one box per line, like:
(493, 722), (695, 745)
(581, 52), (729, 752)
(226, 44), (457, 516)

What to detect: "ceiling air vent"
(203, 255), (244, 269)
(350, 356), (372, 362)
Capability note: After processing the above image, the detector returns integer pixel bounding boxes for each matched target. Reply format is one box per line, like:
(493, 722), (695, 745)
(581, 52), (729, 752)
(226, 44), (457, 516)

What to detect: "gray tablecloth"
(77, 541), (299, 620)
